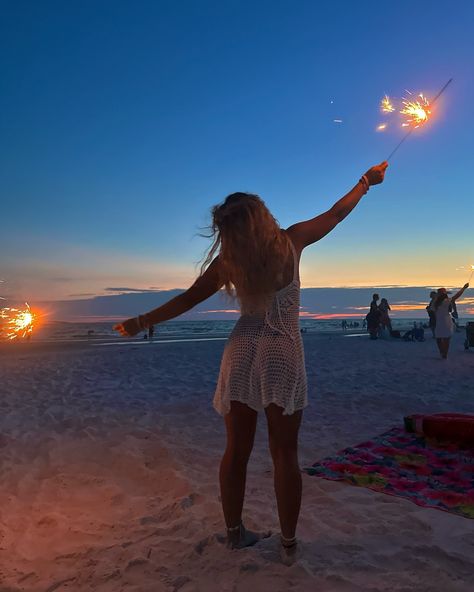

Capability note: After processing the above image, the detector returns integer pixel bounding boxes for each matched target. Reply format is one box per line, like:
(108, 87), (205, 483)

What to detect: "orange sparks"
(380, 95), (395, 113)
(400, 93), (431, 128)
(376, 123), (387, 132)
(0, 303), (35, 340)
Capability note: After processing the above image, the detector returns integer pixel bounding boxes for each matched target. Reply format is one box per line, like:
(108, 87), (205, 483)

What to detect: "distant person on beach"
(434, 284), (469, 359)
(366, 293), (381, 339)
(450, 300), (460, 332)
(114, 162), (388, 563)
(378, 298), (392, 332)
(148, 325), (155, 341)
(414, 323), (425, 341)
(426, 291), (437, 338)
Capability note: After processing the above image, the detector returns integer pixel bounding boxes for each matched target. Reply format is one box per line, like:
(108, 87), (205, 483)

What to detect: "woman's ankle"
(280, 533), (297, 548)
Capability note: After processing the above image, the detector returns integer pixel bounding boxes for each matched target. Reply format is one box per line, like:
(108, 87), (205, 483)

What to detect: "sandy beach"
(1, 331), (473, 591)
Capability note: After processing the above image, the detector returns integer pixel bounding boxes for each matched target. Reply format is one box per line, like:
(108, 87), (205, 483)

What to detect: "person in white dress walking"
(434, 284), (469, 359)
(114, 161), (388, 563)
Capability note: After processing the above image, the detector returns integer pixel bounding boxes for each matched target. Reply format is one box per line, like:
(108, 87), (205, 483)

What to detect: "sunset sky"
(1, 1), (473, 314)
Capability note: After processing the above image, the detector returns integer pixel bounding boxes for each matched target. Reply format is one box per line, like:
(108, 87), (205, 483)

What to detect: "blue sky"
(1, 1), (473, 311)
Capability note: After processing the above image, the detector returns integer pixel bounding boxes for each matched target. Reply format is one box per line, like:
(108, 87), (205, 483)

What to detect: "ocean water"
(26, 317), (466, 342)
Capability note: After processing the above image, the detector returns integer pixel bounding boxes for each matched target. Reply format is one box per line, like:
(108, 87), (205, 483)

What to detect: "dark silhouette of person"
(148, 325), (155, 341)
(366, 293), (381, 340)
(426, 291), (437, 338)
(379, 298), (392, 332)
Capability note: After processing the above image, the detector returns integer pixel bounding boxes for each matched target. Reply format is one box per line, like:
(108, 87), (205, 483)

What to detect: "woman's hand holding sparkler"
(364, 161), (388, 186)
(114, 315), (148, 337)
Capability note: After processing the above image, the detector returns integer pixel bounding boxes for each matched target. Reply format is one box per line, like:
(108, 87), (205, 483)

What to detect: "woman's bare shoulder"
(283, 227), (304, 258)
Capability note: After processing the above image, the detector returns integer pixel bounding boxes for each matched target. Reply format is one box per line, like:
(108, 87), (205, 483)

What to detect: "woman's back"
(214, 237), (307, 416)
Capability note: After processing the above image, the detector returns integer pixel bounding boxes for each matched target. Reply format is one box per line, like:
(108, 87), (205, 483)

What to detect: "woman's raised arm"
(114, 257), (224, 337)
(287, 162), (388, 251)
(452, 283), (469, 302)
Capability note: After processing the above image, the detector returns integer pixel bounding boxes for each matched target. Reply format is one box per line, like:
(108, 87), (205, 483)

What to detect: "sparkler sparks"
(0, 303), (35, 340)
(376, 123), (387, 132)
(385, 78), (453, 160)
(400, 93), (431, 128)
(380, 95), (395, 113)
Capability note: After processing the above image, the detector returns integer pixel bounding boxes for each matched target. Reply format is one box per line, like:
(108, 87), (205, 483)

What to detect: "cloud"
(104, 287), (164, 293)
(30, 285), (474, 322)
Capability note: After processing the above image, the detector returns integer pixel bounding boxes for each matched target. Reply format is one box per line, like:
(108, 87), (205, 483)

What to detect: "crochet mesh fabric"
(214, 240), (307, 416)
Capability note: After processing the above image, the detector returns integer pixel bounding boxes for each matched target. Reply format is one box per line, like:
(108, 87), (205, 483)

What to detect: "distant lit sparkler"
(0, 302), (35, 340)
(380, 95), (395, 113)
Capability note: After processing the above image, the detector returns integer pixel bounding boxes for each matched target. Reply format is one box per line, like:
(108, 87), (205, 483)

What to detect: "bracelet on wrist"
(137, 314), (148, 331)
(359, 175), (370, 193)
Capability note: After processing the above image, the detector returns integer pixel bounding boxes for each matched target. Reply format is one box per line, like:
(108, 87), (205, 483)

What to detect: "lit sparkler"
(386, 78), (453, 161)
(400, 93), (431, 128)
(0, 303), (35, 340)
(380, 95), (395, 113)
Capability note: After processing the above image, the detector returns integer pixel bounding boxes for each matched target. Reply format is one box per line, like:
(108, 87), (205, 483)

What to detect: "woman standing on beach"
(426, 290), (437, 338)
(378, 298), (392, 332)
(434, 284), (469, 359)
(366, 293), (381, 339)
(114, 162), (388, 563)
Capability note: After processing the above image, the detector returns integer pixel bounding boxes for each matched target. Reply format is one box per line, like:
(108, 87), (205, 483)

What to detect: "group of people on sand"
(426, 284), (469, 359)
(365, 293), (392, 339)
(340, 319), (360, 330)
(364, 286), (470, 359)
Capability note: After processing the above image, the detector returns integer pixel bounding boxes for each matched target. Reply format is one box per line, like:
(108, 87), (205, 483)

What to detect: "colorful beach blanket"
(304, 427), (474, 519)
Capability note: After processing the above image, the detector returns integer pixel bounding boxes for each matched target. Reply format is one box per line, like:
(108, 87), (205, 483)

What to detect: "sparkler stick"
(386, 78), (453, 161)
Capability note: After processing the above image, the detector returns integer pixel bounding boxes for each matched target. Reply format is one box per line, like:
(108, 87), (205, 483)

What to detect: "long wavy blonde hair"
(201, 192), (292, 313)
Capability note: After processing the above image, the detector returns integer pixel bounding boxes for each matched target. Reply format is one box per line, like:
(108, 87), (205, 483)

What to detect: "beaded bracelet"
(136, 314), (148, 331)
(359, 174), (370, 193)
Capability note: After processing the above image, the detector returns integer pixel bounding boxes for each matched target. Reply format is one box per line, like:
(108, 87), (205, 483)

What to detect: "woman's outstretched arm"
(287, 162), (388, 250)
(114, 257), (223, 337)
(452, 283), (469, 302)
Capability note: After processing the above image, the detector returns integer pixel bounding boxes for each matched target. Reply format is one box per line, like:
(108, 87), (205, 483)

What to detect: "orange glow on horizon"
(299, 312), (363, 319)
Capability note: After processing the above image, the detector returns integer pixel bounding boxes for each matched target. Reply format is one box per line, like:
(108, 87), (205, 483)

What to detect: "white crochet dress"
(213, 240), (307, 416)
(435, 299), (454, 338)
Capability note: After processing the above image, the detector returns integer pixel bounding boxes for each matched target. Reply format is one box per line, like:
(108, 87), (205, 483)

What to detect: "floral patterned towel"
(304, 427), (474, 519)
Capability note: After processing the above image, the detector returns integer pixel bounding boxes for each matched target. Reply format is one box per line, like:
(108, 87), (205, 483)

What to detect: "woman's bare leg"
(443, 338), (451, 358)
(265, 403), (302, 562)
(219, 401), (268, 547)
(436, 338), (444, 356)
